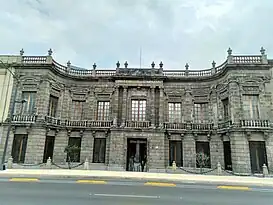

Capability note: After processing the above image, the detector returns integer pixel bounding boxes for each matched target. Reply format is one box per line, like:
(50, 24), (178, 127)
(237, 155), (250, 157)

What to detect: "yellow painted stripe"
(217, 186), (251, 191)
(9, 178), (39, 182)
(76, 180), (107, 184)
(144, 182), (176, 187)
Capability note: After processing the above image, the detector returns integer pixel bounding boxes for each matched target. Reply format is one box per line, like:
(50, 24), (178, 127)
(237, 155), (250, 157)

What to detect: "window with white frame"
(168, 102), (181, 122)
(242, 95), (259, 119)
(131, 100), (146, 121)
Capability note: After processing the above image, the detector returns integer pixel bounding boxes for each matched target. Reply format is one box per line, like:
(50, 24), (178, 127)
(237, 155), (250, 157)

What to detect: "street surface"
(0, 178), (272, 205)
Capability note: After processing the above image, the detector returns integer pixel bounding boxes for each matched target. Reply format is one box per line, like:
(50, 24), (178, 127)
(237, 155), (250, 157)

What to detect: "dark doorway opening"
(43, 136), (55, 163)
(223, 141), (232, 171)
(169, 140), (183, 167)
(126, 138), (147, 172)
(196, 141), (211, 168)
(11, 134), (28, 163)
(249, 141), (268, 174)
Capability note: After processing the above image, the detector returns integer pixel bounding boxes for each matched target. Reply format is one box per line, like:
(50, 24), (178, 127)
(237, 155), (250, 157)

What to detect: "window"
(11, 134), (28, 163)
(168, 103), (181, 122)
(222, 98), (229, 120)
(97, 101), (110, 120)
(93, 138), (106, 163)
(48, 95), (58, 117)
(242, 95), (259, 119)
(193, 103), (209, 123)
(22, 91), (36, 114)
(71, 100), (84, 120)
(131, 100), (146, 121)
(196, 141), (211, 168)
(169, 141), (183, 167)
(66, 137), (81, 162)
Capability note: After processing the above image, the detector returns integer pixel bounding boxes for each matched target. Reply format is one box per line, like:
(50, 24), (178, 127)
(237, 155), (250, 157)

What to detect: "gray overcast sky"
(0, 0), (272, 70)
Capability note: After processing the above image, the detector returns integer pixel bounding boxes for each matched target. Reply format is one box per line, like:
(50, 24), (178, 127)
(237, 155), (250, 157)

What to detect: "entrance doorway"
(223, 141), (232, 171)
(249, 141), (268, 174)
(43, 136), (55, 163)
(126, 138), (147, 172)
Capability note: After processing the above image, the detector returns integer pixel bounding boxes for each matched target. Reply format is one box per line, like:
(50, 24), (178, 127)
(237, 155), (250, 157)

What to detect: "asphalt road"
(0, 179), (273, 205)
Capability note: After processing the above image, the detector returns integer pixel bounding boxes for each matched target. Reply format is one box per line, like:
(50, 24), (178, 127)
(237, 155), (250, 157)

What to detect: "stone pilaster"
(80, 131), (94, 162)
(158, 87), (164, 127)
(108, 130), (125, 170)
(150, 86), (155, 127)
(25, 128), (46, 163)
(36, 79), (51, 121)
(229, 81), (241, 125)
(183, 134), (196, 167)
(148, 132), (165, 171)
(60, 88), (70, 119)
(210, 134), (224, 167)
(112, 86), (119, 126)
(121, 86), (128, 125)
(53, 130), (68, 163)
(230, 131), (251, 173)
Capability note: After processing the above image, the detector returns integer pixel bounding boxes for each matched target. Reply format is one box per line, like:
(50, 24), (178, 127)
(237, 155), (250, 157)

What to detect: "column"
(229, 81), (241, 126)
(36, 79), (51, 121)
(158, 87), (164, 128)
(121, 86), (128, 126)
(150, 86), (155, 127)
(112, 86), (119, 126)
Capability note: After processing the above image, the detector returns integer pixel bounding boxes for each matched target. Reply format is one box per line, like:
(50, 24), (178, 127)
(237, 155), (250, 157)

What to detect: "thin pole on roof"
(140, 47), (142, 69)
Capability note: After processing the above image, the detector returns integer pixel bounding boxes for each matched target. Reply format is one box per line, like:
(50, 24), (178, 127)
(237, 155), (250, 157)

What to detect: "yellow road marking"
(76, 180), (107, 184)
(144, 182), (176, 187)
(9, 178), (39, 182)
(217, 186), (251, 191)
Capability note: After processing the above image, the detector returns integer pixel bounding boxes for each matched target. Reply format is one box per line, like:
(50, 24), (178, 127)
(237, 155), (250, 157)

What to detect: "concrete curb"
(1, 169), (273, 187)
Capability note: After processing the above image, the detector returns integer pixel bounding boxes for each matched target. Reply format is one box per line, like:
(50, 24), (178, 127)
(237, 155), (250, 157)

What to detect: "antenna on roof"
(140, 47), (142, 69)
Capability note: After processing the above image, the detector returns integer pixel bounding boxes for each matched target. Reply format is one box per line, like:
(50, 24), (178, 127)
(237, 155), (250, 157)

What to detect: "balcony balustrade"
(12, 115), (37, 123)
(125, 121), (151, 128)
(164, 122), (214, 131)
(240, 119), (270, 128)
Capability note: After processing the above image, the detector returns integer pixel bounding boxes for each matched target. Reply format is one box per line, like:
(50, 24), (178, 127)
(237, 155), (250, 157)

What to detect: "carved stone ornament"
(242, 86), (260, 93)
(92, 131), (96, 138)
(50, 87), (60, 97)
(71, 93), (86, 101)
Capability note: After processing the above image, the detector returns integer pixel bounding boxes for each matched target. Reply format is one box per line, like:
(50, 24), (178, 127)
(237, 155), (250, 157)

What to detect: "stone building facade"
(0, 47), (273, 174)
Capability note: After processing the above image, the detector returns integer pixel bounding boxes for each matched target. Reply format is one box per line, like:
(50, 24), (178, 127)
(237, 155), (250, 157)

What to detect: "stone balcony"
(44, 116), (113, 128)
(11, 114), (37, 123)
(240, 119), (271, 128)
(125, 121), (151, 128)
(164, 122), (214, 131)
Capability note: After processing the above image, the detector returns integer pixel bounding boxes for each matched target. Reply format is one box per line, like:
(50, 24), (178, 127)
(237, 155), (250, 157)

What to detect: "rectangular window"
(22, 91), (36, 114)
(71, 100), (84, 120)
(196, 141), (211, 168)
(242, 95), (259, 119)
(97, 101), (110, 121)
(193, 103), (209, 123)
(169, 140), (183, 167)
(222, 98), (229, 120)
(11, 134), (28, 163)
(66, 137), (81, 162)
(93, 138), (106, 163)
(48, 95), (58, 117)
(168, 103), (181, 122)
(131, 100), (146, 121)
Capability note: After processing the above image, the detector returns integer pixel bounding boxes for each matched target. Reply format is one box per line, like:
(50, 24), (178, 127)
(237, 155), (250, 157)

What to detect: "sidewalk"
(1, 169), (273, 187)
